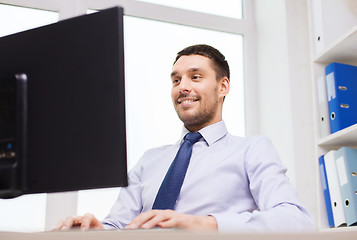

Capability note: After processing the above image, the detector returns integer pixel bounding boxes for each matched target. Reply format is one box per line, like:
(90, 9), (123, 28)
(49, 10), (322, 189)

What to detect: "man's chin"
(180, 116), (206, 130)
(177, 112), (196, 124)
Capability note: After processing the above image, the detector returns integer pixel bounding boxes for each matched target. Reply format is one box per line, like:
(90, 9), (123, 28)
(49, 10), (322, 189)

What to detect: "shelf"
(317, 124), (357, 148)
(314, 25), (357, 64)
(310, 0), (357, 232)
(320, 225), (357, 232)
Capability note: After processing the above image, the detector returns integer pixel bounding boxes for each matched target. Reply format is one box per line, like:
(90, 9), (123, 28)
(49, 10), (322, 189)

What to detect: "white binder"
(324, 150), (346, 227)
(317, 74), (330, 138)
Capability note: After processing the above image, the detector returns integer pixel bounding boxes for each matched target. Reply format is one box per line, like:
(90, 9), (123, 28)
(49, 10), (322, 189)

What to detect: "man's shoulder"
(225, 133), (270, 145)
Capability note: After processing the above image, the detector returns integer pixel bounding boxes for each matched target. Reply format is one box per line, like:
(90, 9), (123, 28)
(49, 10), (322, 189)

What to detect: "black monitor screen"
(0, 79), (15, 140)
(0, 7), (128, 198)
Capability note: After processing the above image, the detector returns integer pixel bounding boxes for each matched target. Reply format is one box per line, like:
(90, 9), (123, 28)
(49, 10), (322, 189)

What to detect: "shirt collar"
(180, 121), (228, 146)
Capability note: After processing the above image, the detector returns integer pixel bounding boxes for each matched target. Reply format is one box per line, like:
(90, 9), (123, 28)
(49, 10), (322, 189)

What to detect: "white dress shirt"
(102, 121), (314, 231)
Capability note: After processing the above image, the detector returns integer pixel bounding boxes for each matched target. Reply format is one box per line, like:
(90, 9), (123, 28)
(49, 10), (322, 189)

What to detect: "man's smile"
(177, 96), (199, 108)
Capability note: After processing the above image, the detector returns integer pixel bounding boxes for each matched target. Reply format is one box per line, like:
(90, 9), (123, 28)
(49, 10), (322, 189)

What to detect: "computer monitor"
(0, 7), (128, 198)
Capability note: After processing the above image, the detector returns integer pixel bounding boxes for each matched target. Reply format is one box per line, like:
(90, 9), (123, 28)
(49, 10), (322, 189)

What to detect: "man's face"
(171, 54), (227, 132)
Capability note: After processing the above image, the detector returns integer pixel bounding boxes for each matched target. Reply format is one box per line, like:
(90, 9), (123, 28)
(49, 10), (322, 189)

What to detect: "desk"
(0, 230), (356, 240)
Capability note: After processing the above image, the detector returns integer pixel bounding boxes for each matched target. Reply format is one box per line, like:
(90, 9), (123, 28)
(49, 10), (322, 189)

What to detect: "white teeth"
(180, 99), (194, 104)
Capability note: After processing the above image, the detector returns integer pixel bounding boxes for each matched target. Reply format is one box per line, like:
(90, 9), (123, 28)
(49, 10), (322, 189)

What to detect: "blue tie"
(152, 132), (202, 210)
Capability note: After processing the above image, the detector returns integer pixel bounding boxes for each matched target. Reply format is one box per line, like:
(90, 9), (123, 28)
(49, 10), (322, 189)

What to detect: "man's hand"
(52, 213), (104, 231)
(125, 210), (217, 231)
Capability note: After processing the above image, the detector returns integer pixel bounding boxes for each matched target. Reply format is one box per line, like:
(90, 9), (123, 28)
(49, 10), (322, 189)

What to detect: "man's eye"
(192, 75), (201, 80)
(172, 79), (180, 84)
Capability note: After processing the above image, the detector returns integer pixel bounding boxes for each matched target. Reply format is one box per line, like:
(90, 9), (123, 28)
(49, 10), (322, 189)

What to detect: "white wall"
(254, 0), (318, 223)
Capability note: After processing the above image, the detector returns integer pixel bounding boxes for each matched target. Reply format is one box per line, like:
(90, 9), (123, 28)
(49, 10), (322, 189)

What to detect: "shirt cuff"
(210, 212), (252, 232)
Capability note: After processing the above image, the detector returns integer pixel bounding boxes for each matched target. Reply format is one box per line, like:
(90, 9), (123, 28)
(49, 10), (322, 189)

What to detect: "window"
(137, 0), (243, 19)
(0, 0), (253, 232)
(78, 16), (244, 218)
(123, 16), (245, 170)
(0, 4), (58, 37)
(0, 194), (47, 232)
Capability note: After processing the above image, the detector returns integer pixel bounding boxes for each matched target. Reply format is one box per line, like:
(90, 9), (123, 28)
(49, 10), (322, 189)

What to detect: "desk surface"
(1, 230), (357, 240)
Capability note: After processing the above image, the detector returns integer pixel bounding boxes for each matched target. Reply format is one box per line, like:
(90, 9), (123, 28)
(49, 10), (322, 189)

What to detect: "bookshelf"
(318, 124), (357, 149)
(308, 0), (357, 231)
(315, 25), (357, 64)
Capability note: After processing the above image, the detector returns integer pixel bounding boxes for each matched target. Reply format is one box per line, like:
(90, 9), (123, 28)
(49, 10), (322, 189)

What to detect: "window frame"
(0, 0), (257, 132)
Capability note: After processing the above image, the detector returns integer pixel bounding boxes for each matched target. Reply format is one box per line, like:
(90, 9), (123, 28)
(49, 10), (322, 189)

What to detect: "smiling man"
(171, 53), (228, 133)
(54, 44), (314, 232)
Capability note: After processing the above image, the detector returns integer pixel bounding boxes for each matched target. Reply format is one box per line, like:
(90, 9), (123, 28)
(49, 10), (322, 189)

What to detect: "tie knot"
(184, 132), (202, 144)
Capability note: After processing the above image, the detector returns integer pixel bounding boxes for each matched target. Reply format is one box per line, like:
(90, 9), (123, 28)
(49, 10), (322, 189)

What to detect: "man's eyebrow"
(188, 67), (201, 72)
(188, 67), (201, 73)
(171, 71), (178, 78)
(171, 67), (203, 77)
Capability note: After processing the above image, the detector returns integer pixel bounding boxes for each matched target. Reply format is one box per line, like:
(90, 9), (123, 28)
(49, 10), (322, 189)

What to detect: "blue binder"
(319, 155), (335, 227)
(335, 147), (357, 226)
(325, 62), (357, 134)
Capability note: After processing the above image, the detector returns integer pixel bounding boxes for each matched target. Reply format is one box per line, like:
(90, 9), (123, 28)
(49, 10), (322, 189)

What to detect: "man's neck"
(184, 119), (222, 132)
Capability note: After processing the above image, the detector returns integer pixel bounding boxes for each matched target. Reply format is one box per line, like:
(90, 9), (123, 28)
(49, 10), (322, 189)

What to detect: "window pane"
(124, 16), (245, 169)
(0, 4), (58, 37)
(137, 0), (243, 19)
(0, 4), (58, 232)
(78, 16), (245, 219)
(0, 194), (47, 232)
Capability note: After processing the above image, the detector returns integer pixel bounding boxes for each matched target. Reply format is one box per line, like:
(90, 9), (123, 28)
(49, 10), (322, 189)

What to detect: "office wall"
(254, 0), (317, 220)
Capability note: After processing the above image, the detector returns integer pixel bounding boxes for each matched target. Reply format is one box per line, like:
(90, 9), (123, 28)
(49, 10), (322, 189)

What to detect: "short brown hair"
(174, 44), (230, 81)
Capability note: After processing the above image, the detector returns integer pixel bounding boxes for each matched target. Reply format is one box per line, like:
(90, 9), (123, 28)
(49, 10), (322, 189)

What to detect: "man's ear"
(219, 77), (230, 100)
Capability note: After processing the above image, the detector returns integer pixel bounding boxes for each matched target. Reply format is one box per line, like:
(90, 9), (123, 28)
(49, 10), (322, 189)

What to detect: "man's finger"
(61, 216), (79, 230)
(80, 213), (104, 231)
(140, 212), (171, 229)
(126, 210), (178, 229)
(158, 218), (177, 229)
(126, 210), (159, 229)
(80, 214), (93, 231)
(52, 220), (65, 231)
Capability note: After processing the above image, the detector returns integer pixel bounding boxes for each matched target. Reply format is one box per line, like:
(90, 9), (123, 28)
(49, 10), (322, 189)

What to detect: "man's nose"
(178, 77), (192, 93)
